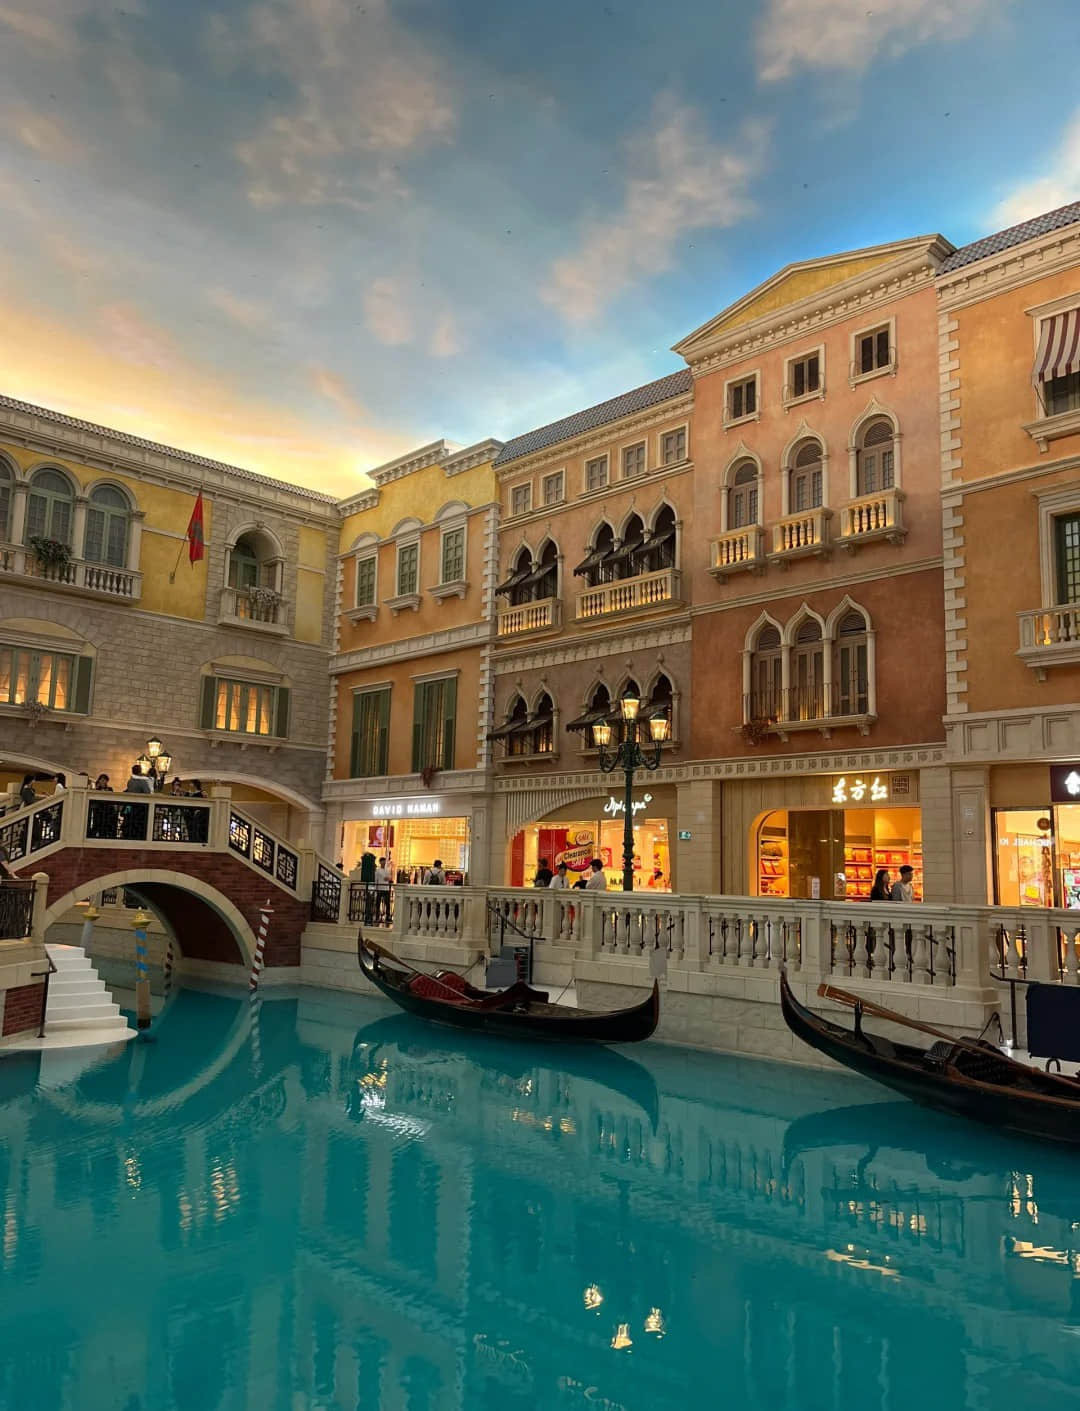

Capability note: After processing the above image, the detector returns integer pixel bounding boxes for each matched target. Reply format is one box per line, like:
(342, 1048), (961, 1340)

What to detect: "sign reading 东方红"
(1050, 765), (1080, 804)
(831, 775), (889, 805)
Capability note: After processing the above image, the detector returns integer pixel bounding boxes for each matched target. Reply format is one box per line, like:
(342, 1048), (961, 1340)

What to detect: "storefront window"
(510, 807), (672, 889)
(755, 806), (923, 900)
(993, 807), (1080, 909)
(342, 815), (470, 883)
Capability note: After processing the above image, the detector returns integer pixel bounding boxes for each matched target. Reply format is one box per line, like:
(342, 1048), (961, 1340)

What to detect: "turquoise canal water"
(2, 984), (1080, 1411)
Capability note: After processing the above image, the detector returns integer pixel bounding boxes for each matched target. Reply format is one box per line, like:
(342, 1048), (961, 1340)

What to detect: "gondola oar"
(359, 933), (487, 1006)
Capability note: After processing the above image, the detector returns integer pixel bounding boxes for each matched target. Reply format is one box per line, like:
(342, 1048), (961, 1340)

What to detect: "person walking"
(52, 773), (66, 794)
(584, 858), (608, 891)
(19, 776), (37, 807)
(889, 865), (915, 903)
(93, 773), (112, 792)
(125, 766), (153, 795)
(870, 869), (891, 901)
(424, 859), (446, 885)
(533, 858), (553, 887)
(548, 862), (570, 889)
(374, 856), (392, 923)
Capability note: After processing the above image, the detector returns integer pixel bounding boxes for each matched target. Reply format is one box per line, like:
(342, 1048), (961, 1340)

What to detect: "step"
(47, 1000), (121, 1021)
(47, 1014), (133, 1032)
(48, 955), (94, 973)
(49, 976), (107, 994)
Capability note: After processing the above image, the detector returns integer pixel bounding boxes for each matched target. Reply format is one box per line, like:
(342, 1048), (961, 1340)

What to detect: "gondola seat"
(407, 972), (471, 1004)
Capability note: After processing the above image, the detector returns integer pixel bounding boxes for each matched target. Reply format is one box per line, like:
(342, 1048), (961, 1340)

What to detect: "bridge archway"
(42, 869), (257, 967)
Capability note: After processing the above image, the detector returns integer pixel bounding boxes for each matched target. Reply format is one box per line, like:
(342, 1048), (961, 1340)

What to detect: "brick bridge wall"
(33, 848), (311, 968)
(2, 982), (45, 1037)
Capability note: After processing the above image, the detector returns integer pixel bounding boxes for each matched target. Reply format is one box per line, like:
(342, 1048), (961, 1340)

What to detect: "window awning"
(565, 704), (612, 732)
(487, 715), (532, 740)
(518, 562), (556, 589)
(573, 545), (615, 576)
(495, 565), (533, 596)
(609, 533), (646, 563)
(1034, 309), (1080, 386)
(527, 711), (554, 729)
(638, 695), (672, 720)
(644, 525), (676, 550)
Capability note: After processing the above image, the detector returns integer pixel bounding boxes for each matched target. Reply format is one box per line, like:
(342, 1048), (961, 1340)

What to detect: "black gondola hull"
(359, 941), (659, 1044)
(779, 972), (1080, 1147)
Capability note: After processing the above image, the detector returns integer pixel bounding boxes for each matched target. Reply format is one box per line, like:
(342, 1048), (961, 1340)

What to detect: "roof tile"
(493, 369), (691, 467)
(940, 200), (1080, 273)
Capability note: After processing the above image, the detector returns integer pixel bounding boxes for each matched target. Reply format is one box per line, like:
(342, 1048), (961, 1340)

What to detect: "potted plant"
(27, 536), (72, 574)
(23, 700), (48, 728)
(245, 585), (282, 619)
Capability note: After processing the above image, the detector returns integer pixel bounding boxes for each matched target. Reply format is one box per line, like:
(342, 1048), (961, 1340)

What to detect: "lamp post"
(134, 737), (173, 791)
(592, 691), (669, 892)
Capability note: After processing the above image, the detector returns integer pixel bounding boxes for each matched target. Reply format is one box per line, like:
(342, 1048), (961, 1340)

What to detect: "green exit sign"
(677, 830), (692, 841)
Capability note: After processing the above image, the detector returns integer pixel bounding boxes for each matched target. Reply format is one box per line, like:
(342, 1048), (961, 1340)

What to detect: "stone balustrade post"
(800, 903), (829, 985)
(678, 895), (704, 970)
(208, 788), (232, 853)
(575, 894), (600, 958)
(1021, 911), (1057, 983)
(64, 780), (89, 843)
(30, 872), (49, 943)
(949, 906), (992, 990)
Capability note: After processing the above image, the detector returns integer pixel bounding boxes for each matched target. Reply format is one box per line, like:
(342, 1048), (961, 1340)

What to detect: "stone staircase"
(44, 944), (134, 1046)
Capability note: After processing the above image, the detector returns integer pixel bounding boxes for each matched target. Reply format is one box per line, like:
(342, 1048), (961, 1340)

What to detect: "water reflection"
(1, 985), (1080, 1410)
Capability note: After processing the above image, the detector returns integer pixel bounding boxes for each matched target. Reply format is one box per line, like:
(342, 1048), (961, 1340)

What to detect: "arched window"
(84, 485), (130, 567)
(509, 545), (533, 606)
(228, 535), (260, 591)
(642, 672), (674, 741)
(25, 468), (74, 546)
(834, 609), (869, 715)
(0, 461), (11, 543)
(749, 625), (781, 721)
(791, 618), (824, 720)
(575, 523), (616, 588)
(502, 694), (531, 757)
(788, 441), (823, 513)
(531, 691), (555, 754)
(612, 514), (646, 581)
(532, 541), (559, 600)
(567, 682), (612, 739)
(643, 505), (677, 573)
(729, 462), (758, 530)
(856, 419), (895, 496)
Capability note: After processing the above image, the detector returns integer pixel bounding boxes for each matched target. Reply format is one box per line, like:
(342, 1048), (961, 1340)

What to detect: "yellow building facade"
(323, 439), (501, 883)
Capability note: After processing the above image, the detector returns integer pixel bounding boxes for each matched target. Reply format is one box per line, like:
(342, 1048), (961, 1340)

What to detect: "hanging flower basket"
(739, 717), (773, 747)
(28, 536), (72, 571)
(23, 700), (48, 728)
(246, 586), (282, 609)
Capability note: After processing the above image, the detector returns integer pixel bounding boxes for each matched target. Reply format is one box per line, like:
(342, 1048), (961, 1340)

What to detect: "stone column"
(918, 765), (956, 902)
(949, 765), (992, 905)
(72, 495), (89, 560)
(127, 509), (145, 574)
(8, 481), (28, 548)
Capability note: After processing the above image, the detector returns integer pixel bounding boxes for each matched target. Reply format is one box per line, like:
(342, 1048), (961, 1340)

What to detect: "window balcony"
(709, 527), (764, 580)
(743, 685), (875, 739)
(497, 597), (561, 638)
(839, 488), (905, 548)
(575, 567), (682, 622)
(1018, 603), (1080, 678)
(218, 586), (289, 635)
(770, 508), (831, 562)
(0, 544), (142, 602)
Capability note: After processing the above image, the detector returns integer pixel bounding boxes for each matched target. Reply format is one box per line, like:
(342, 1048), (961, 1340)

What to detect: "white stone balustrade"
(496, 597), (561, 637)
(575, 568), (681, 621)
(838, 487), (905, 544)
(0, 544), (142, 601)
(709, 527), (764, 578)
(771, 507), (830, 557)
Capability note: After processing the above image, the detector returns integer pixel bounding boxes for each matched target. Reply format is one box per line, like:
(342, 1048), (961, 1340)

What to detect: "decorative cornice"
(338, 488), (380, 516)
(330, 618), (493, 674)
(491, 741), (947, 792)
(493, 620), (691, 673)
(937, 224), (1080, 310)
(446, 439), (504, 475)
(353, 436), (504, 494)
(494, 394), (694, 481)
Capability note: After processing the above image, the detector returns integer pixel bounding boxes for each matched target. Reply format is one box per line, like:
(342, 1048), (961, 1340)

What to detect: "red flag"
(186, 492), (205, 564)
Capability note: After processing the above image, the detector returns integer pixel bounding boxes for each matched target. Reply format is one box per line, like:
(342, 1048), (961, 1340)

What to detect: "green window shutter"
(199, 675), (217, 730)
(376, 688), (390, 775)
(441, 676), (457, 770)
(350, 693), (362, 777)
(412, 682), (426, 772)
(275, 686), (291, 738)
(84, 507), (105, 563)
(72, 657), (93, 715)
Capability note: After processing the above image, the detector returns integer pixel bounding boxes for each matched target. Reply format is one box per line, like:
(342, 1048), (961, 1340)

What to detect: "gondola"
(358, 935), (660, 1044)
(779, 971), (1080, 1148)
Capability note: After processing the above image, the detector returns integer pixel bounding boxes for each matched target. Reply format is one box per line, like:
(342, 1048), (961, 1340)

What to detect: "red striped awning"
(1033, 309), (1080, 385)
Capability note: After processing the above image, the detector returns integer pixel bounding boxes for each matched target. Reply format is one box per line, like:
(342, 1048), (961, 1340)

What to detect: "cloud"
(218, 0), (456, 208)
(310, 365), (368, 425)
(429, 313), (461, 359)
(991, 109), (1080, 227)
(757, 0), (1005, 80)
(542, 99), (766, 325)
(2, 102), (87, 162)
(207, 287), (272, 332)
(363, 277), (413, 347)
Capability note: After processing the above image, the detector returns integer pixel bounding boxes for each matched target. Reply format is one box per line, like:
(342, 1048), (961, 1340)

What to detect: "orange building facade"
(324, 439), (501, 884)
(937, 202), (1080, 907)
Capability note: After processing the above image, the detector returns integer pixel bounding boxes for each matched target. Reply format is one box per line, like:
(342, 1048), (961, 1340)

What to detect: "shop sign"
(603, 792), (653, 818)
(368, 798), (442, 817)
(831, 775), (888, 805)
(1051, 765), (1080, 803)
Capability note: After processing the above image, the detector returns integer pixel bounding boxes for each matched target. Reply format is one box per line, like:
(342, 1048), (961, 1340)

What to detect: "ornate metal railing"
(228, 810), (300, 893)
(311, 862), (343, 923)
(348, 882), (394, 926)
(0, 879), (35, 940)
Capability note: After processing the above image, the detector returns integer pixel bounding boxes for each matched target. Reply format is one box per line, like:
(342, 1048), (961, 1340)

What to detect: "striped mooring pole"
(163, 938), (174, 997)
(249, 901), (273, 992)
(131, 910), (153, 1030)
